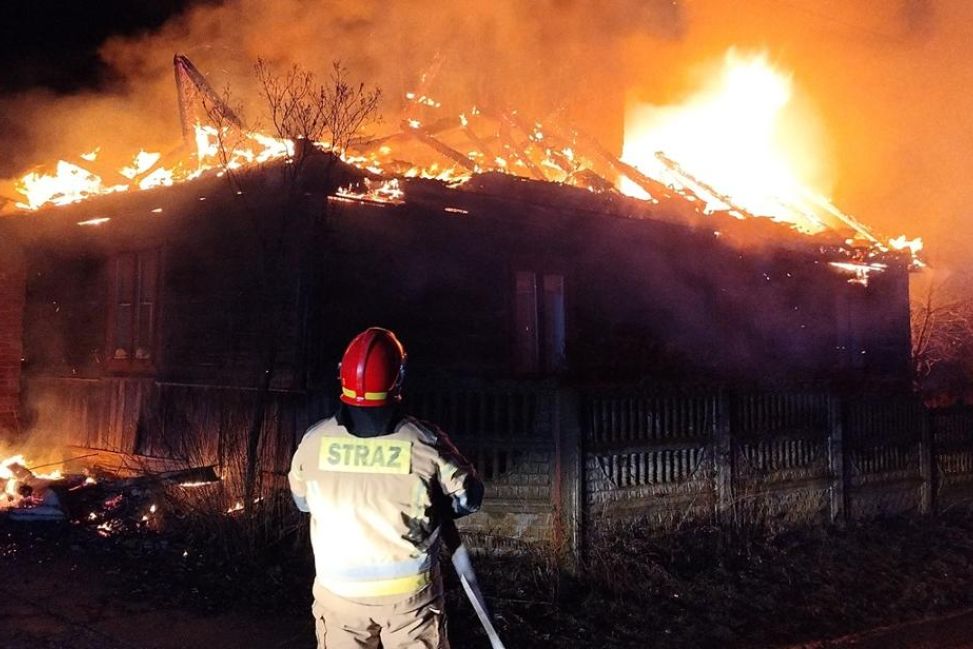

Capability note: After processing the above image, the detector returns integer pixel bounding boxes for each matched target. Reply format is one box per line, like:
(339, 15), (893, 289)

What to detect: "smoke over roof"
(0, 0), (969, 270)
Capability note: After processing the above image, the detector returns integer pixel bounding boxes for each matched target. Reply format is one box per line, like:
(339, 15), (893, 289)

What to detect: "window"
(514, 270), (565, 373)
(107, 250), (161, 373)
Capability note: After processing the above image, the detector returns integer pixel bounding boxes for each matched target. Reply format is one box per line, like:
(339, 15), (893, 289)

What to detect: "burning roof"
(0, 52), (922, 281)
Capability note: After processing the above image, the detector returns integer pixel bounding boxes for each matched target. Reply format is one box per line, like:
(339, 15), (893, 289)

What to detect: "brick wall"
(0, 241), (25, 434)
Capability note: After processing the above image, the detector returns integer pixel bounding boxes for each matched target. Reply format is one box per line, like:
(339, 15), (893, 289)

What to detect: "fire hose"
(442, 520), (507, 649)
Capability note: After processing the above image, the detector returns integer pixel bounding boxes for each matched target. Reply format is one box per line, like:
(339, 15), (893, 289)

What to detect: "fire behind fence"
(20, 376), (973, 555)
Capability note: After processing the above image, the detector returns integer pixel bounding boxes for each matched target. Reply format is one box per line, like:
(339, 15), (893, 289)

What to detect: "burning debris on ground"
(0, 449), (309, 619)
(0, 452), (222, 534)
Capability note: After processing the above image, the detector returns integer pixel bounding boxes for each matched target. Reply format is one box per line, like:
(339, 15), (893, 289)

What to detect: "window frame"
(105, 248), (163, 375)
(511, 266), (568, 375)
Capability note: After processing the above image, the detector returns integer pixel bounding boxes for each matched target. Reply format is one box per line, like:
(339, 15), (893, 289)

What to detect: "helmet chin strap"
(340, 403), (401, 438)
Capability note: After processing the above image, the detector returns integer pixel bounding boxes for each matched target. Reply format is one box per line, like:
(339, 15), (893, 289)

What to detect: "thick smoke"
(1, 0), (971, 270)
(0, 0), (684, 179)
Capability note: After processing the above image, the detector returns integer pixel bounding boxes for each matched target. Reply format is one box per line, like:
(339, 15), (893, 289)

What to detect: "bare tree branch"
(254, 59), (381, 156)
(911, 279), (973, 389)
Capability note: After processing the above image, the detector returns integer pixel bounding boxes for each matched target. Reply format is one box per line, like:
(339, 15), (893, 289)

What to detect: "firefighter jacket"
(289, 415), (483, 602)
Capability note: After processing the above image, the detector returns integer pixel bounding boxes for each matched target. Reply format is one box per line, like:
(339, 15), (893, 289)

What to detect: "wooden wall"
(0, 240), (25, 433)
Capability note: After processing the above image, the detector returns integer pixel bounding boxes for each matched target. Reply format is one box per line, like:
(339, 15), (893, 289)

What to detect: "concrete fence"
(410, 381), (973, 557)
(25, 375), (973, 558)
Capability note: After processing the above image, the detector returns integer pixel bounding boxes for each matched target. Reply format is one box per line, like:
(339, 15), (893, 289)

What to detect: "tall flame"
(621, 50), (827, 231)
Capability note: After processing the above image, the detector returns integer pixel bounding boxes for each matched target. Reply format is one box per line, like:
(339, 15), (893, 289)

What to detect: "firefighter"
(289, 327), (484, 649)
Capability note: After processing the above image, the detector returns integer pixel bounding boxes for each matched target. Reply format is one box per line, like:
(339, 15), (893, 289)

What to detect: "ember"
(334, 178), (406, 205)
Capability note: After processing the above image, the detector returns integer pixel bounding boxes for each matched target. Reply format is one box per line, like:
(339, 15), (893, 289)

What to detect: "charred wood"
(174, 54), (243, 142)
(572, 130), (675, 202)
(496, 118), (546, 181)
(402, 122), (478, 171)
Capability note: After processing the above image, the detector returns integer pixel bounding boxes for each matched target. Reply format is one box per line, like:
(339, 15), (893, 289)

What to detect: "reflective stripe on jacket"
(289, 415), (483, 600)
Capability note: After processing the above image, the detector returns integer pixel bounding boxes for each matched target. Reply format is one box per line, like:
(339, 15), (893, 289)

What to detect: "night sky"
(0, 1), (201, 93)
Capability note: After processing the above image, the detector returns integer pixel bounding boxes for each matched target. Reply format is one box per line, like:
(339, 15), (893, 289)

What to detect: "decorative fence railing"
(579, 387), (936, 546)
(21, 374), (973, 557)
(932, 407), (973, 511)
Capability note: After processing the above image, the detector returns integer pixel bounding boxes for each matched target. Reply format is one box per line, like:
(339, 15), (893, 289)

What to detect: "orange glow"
(622, 51), (833, 232)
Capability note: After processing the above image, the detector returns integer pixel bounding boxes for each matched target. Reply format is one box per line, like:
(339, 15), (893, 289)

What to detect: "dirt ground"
(1, 544), (311, 649)
(6, 513), (973, 649)
(790, 609), (973, 649)
(6, 547), (973, 649)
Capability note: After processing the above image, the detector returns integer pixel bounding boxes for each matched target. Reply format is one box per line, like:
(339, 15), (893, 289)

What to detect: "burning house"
(0, 53), (922, 533)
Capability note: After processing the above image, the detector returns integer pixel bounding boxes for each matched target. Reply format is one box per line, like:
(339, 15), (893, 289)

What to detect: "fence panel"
(407, 379), (558, 550)
(582, 388), (717, 536)
(932, 407), (973, 510)
(844, 396), (926, 518)
(729, 390), (832, 526)
(29, 374), (973, 557)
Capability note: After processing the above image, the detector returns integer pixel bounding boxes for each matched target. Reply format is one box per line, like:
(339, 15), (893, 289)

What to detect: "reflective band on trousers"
(341, 387), (389, 401)
(321, 570), (432, 598)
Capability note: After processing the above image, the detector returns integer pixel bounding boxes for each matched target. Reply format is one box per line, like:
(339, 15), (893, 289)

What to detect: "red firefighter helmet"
(339, 327), (407, 407)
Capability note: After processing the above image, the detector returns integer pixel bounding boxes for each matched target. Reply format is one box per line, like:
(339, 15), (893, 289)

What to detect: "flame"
(179, 480), (214, 488)
(11, 121), (295, 212)
(16, 161), (127, 210)
(139, 167), (175, 190)
(97, 521), (120, 537)
(621, 50), (830, 231)
(120, 150), (162, 179)
(77, 217), (111, 227)
(829, 261), (888, 286)
(0, 453), (64, 509)
(188, 124), (295, 171)
(1, 454), (27, 503)
(406, 92), (441, 108)
(334, 178), (405, 205)
(141, 503), (159, 522)
(889, 235), (924, 256)
(226, 496), (263, 515)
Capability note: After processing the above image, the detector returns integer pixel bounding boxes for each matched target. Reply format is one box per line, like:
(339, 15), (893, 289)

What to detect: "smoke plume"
(1, 0), (971, 269)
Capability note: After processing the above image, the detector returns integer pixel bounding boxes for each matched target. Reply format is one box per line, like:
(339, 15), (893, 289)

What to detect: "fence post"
(918, 406), (935, 515)
(714, 389), (734, 522)
(554, 386), (582, 568)
(827, 394), (847, 525)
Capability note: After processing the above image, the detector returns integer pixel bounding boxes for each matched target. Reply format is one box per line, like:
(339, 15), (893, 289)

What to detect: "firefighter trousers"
(312, 584), (450, 649)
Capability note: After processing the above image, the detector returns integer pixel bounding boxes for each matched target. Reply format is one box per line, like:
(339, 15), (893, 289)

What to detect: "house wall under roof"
(2, 173), (913, 463)
(0, 240), (25, 434)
